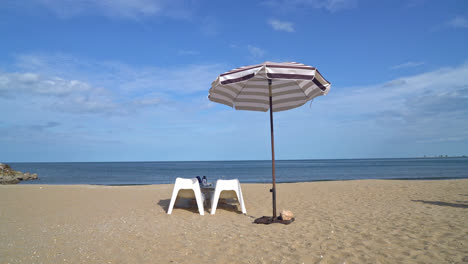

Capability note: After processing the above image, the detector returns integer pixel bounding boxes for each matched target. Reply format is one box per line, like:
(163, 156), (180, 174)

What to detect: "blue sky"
(1, 0), (467, 162)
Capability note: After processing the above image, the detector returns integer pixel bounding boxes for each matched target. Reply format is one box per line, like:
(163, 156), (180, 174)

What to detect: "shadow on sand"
(157, 198), (200, 214)
(157, 198), (246, 215)
(412, 200), (468, 209)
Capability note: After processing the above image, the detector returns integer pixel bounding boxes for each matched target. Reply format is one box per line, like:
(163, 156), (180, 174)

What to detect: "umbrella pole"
(268, 79), (277, 218)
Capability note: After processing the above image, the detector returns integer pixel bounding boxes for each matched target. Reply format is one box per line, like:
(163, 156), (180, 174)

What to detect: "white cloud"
(327, 63), (468, 114)
(25, 0), (193, 19)
(114, 63), (225, 95)
(323, 0), (356, 12)
(404, 0), (427, 8)
(391, 61), (424, 70)
(263, 0), (357, 12)
(433, 15), (468, 31)
(0, 72), (91, 96)
(314, 62), (468, 143)
(1, 53), (226, 115)
(178, 50), (199, 56)
(447, 16), (468, 29)
(0, 70), (121, 115)
(14, 53), (225, 93)
(199, 16), (220, 36)
(268, 19), (295, 32)
(3, 53), (467, 161)
(267, 62), (468, 159)
(132, 96), (162, 106)
(247, 45), (266, 60)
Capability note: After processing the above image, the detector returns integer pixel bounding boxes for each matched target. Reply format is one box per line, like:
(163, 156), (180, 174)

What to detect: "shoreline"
(2, 179), (468, 263)
(16, 175), (468, 186)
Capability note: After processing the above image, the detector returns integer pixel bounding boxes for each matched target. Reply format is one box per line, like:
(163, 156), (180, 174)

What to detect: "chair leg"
(237, 187), (247, 214)
(167, 187), (180, 214)
(204, 191), (213, 210)
(194, 188), (205, 215)
(210, 189), (221, 215)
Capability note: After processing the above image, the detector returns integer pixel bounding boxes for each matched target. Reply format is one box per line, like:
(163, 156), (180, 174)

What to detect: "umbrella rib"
(232, 66), (268, 110)
(294, 78), (311, 99)
(232, 78), (255, 107)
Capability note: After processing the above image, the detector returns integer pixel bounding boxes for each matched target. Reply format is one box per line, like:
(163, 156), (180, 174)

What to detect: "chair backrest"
(215, 179), (241, 191)
(175, 177), (200, 189)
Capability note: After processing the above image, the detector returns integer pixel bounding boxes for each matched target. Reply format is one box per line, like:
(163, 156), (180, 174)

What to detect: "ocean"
(8, 158), (468, 185)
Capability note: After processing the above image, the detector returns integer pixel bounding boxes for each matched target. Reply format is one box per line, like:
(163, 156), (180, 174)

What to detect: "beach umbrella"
(208, 61), (331, 221)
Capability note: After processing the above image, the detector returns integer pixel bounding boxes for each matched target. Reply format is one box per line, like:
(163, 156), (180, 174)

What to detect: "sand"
(1, 179), (467, 264)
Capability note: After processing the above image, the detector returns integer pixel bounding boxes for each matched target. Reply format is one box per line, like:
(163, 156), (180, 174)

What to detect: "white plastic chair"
(167, 177), (205, 215)
(210, 179), (247, 215)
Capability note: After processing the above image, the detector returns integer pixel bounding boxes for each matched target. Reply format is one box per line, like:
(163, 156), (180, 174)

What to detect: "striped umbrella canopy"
(209, 61), (330, 112)
(208, 61), (331, 220)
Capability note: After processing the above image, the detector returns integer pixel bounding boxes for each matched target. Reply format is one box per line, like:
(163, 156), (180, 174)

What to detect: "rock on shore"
(0, 163), (38, 184)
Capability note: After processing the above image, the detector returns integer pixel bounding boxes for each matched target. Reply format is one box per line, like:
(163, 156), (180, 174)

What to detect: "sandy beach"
(1, 179), (467, 263)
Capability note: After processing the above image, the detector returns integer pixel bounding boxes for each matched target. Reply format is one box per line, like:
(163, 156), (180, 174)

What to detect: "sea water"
(9, 158), (468, 185)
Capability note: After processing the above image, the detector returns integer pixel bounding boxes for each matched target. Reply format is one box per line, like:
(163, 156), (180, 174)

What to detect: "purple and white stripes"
(209, 61), (331, 112)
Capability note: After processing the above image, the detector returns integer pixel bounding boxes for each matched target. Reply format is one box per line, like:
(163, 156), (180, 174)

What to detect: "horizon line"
(4, 155), (467, 163)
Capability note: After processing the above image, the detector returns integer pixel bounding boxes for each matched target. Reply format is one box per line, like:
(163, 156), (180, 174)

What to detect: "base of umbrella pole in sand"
(254, 216), (295, 225)
(254, 210), (295, 225)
